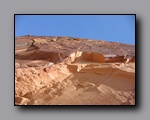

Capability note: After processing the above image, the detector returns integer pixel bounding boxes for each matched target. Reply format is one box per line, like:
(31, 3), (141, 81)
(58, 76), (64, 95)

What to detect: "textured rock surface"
(15, 36), (135, 105)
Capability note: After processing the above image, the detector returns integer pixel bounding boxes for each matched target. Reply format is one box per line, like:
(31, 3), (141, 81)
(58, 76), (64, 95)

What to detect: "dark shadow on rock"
(15, 50), (68, 64)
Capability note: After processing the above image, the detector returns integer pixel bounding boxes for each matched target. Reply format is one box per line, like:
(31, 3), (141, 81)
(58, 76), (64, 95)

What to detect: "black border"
(14, 14), (136, 107)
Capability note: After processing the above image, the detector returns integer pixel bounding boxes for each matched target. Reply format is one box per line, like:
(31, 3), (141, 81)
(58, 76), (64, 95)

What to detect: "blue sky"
(15, 15), (135, 44)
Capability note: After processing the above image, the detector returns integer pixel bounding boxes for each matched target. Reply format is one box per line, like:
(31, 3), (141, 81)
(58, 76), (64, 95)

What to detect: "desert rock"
(15, 36), (135, 105)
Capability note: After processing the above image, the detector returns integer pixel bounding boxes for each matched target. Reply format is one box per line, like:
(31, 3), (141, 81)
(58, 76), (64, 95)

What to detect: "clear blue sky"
(15, 15), (135, 44)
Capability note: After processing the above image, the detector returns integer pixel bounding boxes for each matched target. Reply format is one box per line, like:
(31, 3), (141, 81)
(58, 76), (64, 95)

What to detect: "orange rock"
(92, 52), (105, 62)
(15, 36), (135, 105)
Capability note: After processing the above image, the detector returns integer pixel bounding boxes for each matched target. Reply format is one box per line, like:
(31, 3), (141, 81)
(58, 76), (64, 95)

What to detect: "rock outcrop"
(15, 36), (135, 105)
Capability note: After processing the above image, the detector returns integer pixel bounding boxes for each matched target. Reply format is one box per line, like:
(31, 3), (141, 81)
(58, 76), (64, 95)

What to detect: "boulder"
(15, 62), (20, 68)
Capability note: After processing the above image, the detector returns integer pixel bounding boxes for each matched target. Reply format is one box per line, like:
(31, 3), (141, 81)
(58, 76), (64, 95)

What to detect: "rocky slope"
(15, 36), (135, 105)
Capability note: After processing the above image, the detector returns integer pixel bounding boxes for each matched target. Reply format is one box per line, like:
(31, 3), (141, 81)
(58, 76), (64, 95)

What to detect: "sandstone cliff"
(15, 36), (135, 105)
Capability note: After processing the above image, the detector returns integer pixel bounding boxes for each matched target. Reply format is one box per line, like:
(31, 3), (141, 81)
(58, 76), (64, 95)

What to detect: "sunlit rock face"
(15, 36), (135, 105)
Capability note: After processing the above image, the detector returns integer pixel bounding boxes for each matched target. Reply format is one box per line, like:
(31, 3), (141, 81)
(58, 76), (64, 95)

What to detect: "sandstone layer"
(15, 36), (135, 105)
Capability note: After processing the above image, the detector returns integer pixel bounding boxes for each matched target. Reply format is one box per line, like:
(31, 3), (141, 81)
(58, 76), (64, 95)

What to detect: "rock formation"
(15, 36), (135, 105)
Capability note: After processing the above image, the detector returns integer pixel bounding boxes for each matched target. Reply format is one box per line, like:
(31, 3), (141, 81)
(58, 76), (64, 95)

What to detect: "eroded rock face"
(15, 36), (135, 105)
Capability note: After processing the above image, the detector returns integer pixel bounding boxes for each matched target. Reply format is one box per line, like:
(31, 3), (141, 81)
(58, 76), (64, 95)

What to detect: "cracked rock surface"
(15, 36), (135, 105)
